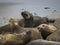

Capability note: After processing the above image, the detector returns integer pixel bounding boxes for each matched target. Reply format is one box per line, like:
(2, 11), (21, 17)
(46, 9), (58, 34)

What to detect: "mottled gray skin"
(46, 29), (60, 42)
(26, 39), (60, 45)
(20, 11), (48, 28)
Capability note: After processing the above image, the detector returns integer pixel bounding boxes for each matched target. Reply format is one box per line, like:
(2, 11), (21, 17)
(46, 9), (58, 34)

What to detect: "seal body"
(37, 24), (57, 39)
(26, 39), (60, 45)
(20, 11), (48, 28)
(46, 29), (60, 42)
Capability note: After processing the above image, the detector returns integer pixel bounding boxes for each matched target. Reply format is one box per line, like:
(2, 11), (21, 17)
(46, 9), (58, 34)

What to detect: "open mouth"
(22, 14), (30, 19)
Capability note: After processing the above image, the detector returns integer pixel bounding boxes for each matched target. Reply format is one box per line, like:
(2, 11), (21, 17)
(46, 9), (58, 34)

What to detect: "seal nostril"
(42, 25), (45, 27)
(26, 31), (31, 34)
(37, 27), (40, 30)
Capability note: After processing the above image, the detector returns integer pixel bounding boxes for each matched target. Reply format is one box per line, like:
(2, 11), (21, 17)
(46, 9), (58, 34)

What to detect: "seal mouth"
(22, 13), (28, 17)
(22, 13), (30, 19)
(21, 11), (31, 19)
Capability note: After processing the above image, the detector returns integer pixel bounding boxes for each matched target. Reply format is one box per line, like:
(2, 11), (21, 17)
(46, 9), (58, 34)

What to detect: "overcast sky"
(0, 0), (60, 26)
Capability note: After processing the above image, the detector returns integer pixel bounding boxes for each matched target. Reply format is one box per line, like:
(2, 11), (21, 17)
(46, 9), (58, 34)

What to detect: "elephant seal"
(9, 17), (43, 40)
(26, 39), (60, 45)
(0, 31), (31, 45)
(19, 11), (48, 28)
(37, 24), (57, 39)
(46, 29), (60, 42)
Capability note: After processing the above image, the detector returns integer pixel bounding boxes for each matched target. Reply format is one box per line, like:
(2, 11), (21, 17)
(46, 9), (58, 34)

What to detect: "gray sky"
(0, 0), (60, 26)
